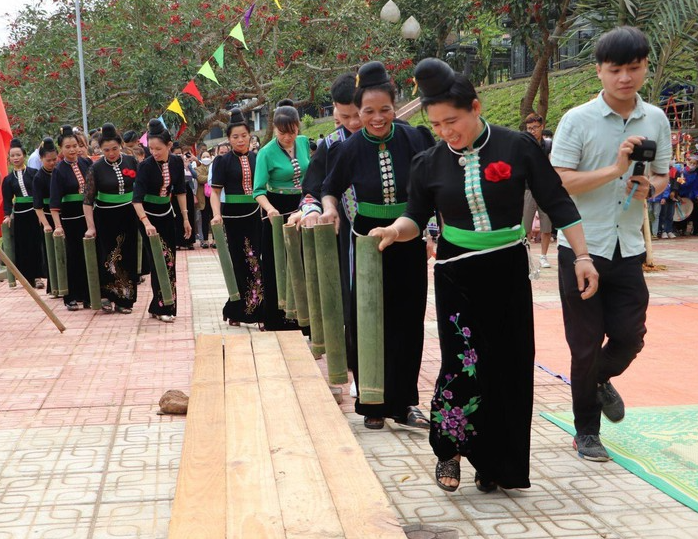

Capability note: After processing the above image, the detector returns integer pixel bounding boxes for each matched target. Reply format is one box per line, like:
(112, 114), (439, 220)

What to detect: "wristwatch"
(646, 184), (656, 199)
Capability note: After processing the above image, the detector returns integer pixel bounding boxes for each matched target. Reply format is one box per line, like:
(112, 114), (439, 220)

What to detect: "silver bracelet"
(573, 256), (594, 265)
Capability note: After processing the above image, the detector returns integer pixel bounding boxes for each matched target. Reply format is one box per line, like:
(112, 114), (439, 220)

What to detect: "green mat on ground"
(541, 406), (698, 513)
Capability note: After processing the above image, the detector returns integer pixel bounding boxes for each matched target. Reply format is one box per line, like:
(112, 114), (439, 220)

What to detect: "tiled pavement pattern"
(1, 239), (698, 538)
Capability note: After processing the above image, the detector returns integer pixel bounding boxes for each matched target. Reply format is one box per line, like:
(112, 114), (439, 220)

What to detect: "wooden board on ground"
(276, 331), (406, 539)
(169, 335), (226, 539)
(224, 334), (286, 539)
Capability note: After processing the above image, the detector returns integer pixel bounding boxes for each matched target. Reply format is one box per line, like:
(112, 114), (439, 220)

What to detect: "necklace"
(105, 154), (123, 167)
(446, 121), (491, 166)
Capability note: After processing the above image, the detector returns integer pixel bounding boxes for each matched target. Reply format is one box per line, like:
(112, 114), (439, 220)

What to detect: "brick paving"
(1, 238), (697, 538)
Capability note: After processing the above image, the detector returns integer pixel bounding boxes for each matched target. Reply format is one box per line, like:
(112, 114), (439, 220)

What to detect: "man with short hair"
(551, 26), (672, 461)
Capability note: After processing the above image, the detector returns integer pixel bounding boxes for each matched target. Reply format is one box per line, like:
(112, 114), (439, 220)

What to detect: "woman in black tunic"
(321, 61), (435, 430)
(33, 137), (60, 295)
(132, 119), (191, 323)
(83, 123), (139, 314)
(2, 138), (42, 287)
(210, 109), (264, 327)
(370, 58), (598, 493)
(50, 126), (93, 310)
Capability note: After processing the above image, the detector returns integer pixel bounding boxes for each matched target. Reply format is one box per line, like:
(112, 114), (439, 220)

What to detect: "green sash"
(96, 192), (133, 203)
(61, 193), (83, 203)
(356, 202), (407, 220)
(224, 194), (256, 204)
(442, 223), (525, 251)
(14, 196), (33, 204)
(143, 194), (171, 204)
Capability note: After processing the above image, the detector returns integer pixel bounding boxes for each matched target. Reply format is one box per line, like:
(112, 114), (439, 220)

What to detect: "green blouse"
(252, 135), (311, 199)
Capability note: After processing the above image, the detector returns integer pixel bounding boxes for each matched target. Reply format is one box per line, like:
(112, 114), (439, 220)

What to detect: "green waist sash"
(143, 194), (171, 204)
(356, 202), (407, 220)
(61, 193), (84, 203)
(224, 194), (256, 204)
(14, 196), (33, 203)
(96, 191), (133, 203)
(43, 198), (50, 205)
(442, 223), (525, 251)
(267, 186), (301, 195)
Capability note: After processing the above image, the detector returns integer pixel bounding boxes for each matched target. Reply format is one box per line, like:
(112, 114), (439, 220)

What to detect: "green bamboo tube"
(284, 255), (297, 320)
(136, 231), (143, 274)
(270, 214), (287, 309)
(313, 223), (348, 385)
(83, 237), (101, 310)
(356, 235), (384, 404)
(148, 233), (174, 306)
(1, 222), (16, 287)
(302, 226), (325, 357)
(283, 224), (309, 327)
(211, 223), (240, 301)
(54, 234), (69, 296)
(43, 231), (58, 296)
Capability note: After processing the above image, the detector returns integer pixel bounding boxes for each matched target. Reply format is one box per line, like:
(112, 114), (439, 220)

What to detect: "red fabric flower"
(483, 161), (512, 182)
(122, 168), (136, 178)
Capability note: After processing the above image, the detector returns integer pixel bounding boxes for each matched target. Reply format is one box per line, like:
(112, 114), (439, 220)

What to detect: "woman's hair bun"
(101, 123), (118, 138)
(229, 108), (245, 125)
(59, 124), (74, 137)
(147, 118), (166, 135)
(9, 138), (23, 149)
(414, 58), (455, 98)
(276, 98), (294, 108)
(41, 137), (56, 151)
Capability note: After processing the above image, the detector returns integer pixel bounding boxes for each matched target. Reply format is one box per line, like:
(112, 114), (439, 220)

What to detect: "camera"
(629, 139), (657, 162)
(185, 152), (192, 158)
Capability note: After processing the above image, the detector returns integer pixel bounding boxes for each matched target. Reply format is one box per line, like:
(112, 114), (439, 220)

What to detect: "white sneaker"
(661, 232), (668, 239)
(668, 232), (676, 239)
(349, 380), (357, 398)
(539, 255), (551, 268)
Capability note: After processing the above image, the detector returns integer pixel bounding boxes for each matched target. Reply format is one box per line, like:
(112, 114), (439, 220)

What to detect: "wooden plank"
(169, 335), (226, 539)
(276, 332), (406, 539)
(251, 332), (345, 539)
(224, 334), (286, 539)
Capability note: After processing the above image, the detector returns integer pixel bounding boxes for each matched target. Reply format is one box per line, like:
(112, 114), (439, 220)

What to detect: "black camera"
(185, 151), (192, 158)
(629, 139), (657, 162)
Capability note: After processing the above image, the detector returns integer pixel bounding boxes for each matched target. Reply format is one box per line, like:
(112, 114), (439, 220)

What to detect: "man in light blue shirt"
(551, 26), (671, 462)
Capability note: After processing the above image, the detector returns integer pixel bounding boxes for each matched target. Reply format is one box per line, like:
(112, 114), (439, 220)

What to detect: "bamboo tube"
(136, 231), (143, 274)
(83, 237), (101, 310)
(148, 233), (174, 306)
(313, 223), (348, 385)
(302, 226), (325, 357)
(44, 231), (58, 296)
(54, 234), (69, 296)
(211, 223), (240, 301)
(270, 214), (287, 309)
(1, 222), (16, 287)
(283, 224), (309, 327)
(0, 248), (66, 332)
(356, 235), (384, 404)
(284, 255), (297, 320)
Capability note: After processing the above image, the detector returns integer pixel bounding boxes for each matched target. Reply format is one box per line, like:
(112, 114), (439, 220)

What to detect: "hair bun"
(356, 61), (390, 89)
(147, 118), (166, 135)
(229, 107), (245, 125)
(414, 58), (455, 98)
(41, 137), (56, 151)
(59, 124), (74, 137)
(9, 137), (23, 150)
(276, 98), (294, 109)
(101, 123), (118, 139)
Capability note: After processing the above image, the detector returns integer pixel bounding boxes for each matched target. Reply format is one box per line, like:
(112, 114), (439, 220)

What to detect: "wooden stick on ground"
(0, 248), (66, 333)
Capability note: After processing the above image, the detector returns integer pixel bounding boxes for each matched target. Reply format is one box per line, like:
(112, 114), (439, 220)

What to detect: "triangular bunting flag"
(213, 44), (225, 68)
(167, 98), (187, 123)
(176, 122), (187, 140)
(182, 80), (204, 104)
(274, 0), (281, 8)
(158, 116), (168, 130)
(244, 3), (255, 28)
(229, 22), (249, 50)
(198, 61), (220, 84)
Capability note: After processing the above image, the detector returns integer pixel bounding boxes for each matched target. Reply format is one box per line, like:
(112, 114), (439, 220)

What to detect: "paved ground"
(1, 237), (697, 538)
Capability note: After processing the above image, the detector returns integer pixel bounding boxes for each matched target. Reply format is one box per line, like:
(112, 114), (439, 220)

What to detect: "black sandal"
(474, 471), (497, 493)
(393, 406), (430, 430)
(435, 458), (460, 492)
(363, 417), (385, 430)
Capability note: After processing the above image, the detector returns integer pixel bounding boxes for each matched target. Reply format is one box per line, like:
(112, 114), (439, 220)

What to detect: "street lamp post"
(74, 0), (89, 134)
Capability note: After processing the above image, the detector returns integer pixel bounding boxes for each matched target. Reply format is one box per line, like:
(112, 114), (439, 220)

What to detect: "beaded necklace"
(362, 124), (397, 205)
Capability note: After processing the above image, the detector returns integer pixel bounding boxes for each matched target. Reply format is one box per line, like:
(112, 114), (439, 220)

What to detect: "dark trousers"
(557, 244), (648, 436)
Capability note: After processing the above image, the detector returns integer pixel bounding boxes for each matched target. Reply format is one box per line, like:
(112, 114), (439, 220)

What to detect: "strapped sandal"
(393, 406), (430, 430)
(66, 301), (80, 312)
(114, 305), (132, 314)
(228, 320), (241, 327)
(363, 417), (385, 430)
(435, 458), (461, 492)
(474, 471), (497, 493)
(101, 299), (114, 313)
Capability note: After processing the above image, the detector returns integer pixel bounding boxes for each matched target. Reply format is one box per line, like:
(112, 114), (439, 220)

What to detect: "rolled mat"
(1, 222), (17, 287)
(211, 223), (240, 301)
(356, 235), (384, 404)
(44, 231), (58, 296)
(283, 224), (309, 326)
(313, 223), (348, 385)
(54, 234), (69, 296)
(83, 237), (101, 310)
(302, 226), (325, 357)
(284, 254), (297, 320)
(270, 215), (287, 309)
(136, 231), (143, 275)
(148, 234), (174, 306)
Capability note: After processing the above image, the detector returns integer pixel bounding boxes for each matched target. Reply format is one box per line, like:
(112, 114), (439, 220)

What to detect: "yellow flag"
(274, 0), (282, 8)
(229, 22), (249, 50)
(167, 98), (187, 123)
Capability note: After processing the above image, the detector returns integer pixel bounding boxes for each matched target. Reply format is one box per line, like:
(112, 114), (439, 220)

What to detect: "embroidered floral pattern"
(243, 237), (263, 315)
(104, 233), (135, 300)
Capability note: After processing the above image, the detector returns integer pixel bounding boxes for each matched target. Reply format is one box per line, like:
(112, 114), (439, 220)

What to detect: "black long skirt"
(11, 202), (43, 285)
(60, 203), (89, 307)
(429, 238), (533, 489)
(94, 202), (138, 308)
(260, 192), (301, 331)
(140, 203), (177, 316)
(221, 202), (264, 324)
(350, 214), (428, 420)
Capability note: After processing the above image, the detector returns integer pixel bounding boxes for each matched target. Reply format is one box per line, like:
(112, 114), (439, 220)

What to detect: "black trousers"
(558, 244), (648, 436)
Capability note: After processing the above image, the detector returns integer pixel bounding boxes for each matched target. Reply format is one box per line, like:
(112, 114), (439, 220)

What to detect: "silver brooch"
(458, 155), (467, 167)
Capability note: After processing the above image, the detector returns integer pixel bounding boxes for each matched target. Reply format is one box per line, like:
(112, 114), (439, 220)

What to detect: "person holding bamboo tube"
(50, 126), (93, 310)
(2, 138), (43, 288)
(210, 108), (264, 329)
(320, 61), (435, 431)
(132, 119), (191, 323)
(33, 138), (59, 296)
(369, 58), (598, 493)
(83, 123), (140, 314)
(253, 105), (311, 330)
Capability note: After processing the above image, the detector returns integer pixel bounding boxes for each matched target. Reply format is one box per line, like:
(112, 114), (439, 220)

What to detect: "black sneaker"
(597, 381), (625, 422)
(573, 434), (610, 462)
